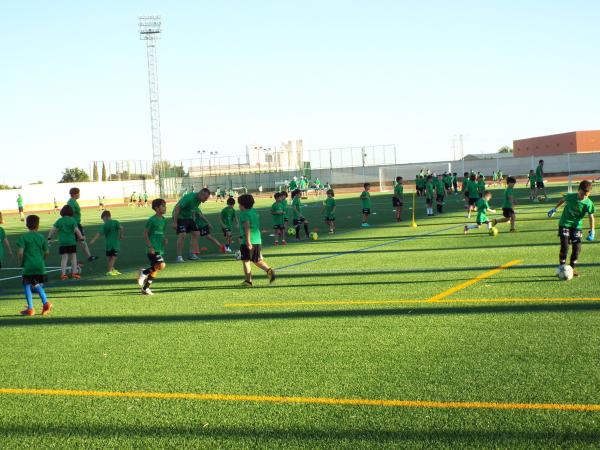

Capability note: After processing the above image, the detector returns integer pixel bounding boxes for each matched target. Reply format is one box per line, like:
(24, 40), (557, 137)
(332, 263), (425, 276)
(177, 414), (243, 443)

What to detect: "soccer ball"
(556, 264), (574, 281)
(234, 250), (242, 261)
(287, 227), (296, 236)
(310, 232), (318, 241)
(489, 227), (499, 237)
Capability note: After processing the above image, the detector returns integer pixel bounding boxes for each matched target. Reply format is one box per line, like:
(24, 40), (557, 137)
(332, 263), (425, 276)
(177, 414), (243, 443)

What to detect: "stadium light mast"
(138, 15), (164, 197)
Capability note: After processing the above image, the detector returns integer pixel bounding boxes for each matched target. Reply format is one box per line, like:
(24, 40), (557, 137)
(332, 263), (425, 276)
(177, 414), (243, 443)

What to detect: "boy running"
(220, 197), (237, 252)
(548, 180), (595, 276)
(466, 173), (480, 218)
(238, 194), (275, 287)
(492, 176), (517, 232)
(271, 193), (286, 245)
(291, 189), (310, 239)
(0, 223), (14, 268)
(17, 194), (24, 221)
(67, 188), (97, 261)
(48, 205), (83, 280)
(393, 177), (404, 222)
(89, 210), (124, 276)
(17, 215), (52, 316)
(138, 199), (168, 295)
(322, 189), (337, 233)
(360, 183), (372, 227)
(535, 160), (547, 200)
(464, 191), (496, 234)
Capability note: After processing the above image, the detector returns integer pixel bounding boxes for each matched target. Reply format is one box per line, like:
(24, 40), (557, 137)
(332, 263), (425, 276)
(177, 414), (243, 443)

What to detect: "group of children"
(128, 191), (149, 207)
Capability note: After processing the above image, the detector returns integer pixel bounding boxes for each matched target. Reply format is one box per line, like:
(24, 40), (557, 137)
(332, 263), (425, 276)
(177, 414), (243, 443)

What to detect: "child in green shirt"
(464, 191), (496, 234)
(89, 210), (124, 276)
(321, 189), (337, 233)
(0, 225), (14, 269)
(220, 196), (237, 252)
(492, 176), (517, 232)
(17, 215), (52, 316)
(271, 193), (286, 245)
(48, 204), (84, 280)
(425, 175), (435, 216)
(137, 199), (168, 295)
(393, 177), (403, 222)
(360, 183), (372, 227)
(238, 194), (275, 287)
(526, 169), (537, 200)
(291, 189), (310, 239)
(435, 174), (445, 214)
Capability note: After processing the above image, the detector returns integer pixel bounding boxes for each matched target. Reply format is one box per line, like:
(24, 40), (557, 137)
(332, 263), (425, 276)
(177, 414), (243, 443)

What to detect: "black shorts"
(273, 224), (285, 230)
(476, 220), (489, 226)
(536, 181), (545, 189)
(362, 208), (371, 215)
(502, 208), (514, 218)
(293, 218), (306, 226)
(558, 227), (583, 244)
(76, 223), (85, 238)
(444, 184), (451, 190)
(106, 249), (118, 257)
(22, 274), (47, 286)
(222, 227), (232, 236)
(463, 191), (469, 199)
(18, 206), (24, 212)
(176, 219), (198, 234)
(426, 198), (433, 206)
(59, 245), (77, 255)
(198, 225), (210, 237)
(392, 197), (403, 207)
(436, 194), (444, 202)
(240, 243), (262, 263)
(468, 198), (478, 206)
(147, 252), (165, 266)
(325, 216), (336, 222)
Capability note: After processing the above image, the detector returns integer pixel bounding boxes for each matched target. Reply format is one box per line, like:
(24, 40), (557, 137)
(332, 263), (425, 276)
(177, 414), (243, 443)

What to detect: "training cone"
(411, 221), (418, 228)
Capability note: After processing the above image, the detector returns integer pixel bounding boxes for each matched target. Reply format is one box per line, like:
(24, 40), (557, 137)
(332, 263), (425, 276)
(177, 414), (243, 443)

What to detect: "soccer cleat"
(225, 247), (233, 253)
(463, 225), (469, 235)
(240, 280), (253, 288)
(142, 288), (154, 295)
(106, 271), (117, 276)
(329, 229), (334, 234)
(281, 240), (287, 245)
(111, 269), (122, 275)
(71, 273), (81, 280)
(510, 229), (517, 233)
(176, 256), (185, 263)
(20, 308), (35, 316)
(188, 254), (200, 261)
(137, 269), (146, 287)
(361, 223), (370, 228)
(88, 256), (98, 262)
(267, 269), (276, 284)
(274, 241), (279, 246)
(41, 302), (53, 316)
(60, 274), (69, 281)
(219, 244), (227, 254)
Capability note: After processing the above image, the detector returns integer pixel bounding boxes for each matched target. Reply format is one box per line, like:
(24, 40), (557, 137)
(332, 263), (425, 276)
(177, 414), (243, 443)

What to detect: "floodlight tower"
(138, 15), (164, 196)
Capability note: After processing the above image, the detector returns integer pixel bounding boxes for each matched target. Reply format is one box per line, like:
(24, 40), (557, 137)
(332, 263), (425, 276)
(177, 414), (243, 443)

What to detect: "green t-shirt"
(461, 177), (469, 192)
(535, 165), (543, 182)
(477, 180), (486, 192)
(16, 232), (47, 276)
(271, 202), (285, 226)
(467, 180), (479, 199)
(240, 208), (262, 245)
(220, 207), (236, 229)
(143, 193), (148, 201)
(416, 177), (425, 188)
(194, 207), (208, 228)
(53, 216), (78, 246)
(288, 180), (297, 190)
(299, 179), (307, 189)
(292, 196), (303, 220)
(476, 198), (490, 223)
(426, 181), (435, 199)
(393, 184), (403, 199)
(17, 196), (23, 208)
(360, 191), (371, 209)
(0, 227), (5, 260)
(281, 199), (289, 219)
(559, 193), (595, 229)
(528, 174), (536, 186)
(176, 192), (201, 220)
(493, 172), (498, 181)
(145, 215), (166, 255)
(101, 219), (121, 251)
(502, 187), (514, 209)
(436, 179), (445, 196)
(67, 198), (81, 224)
(324, 197), (336, 218)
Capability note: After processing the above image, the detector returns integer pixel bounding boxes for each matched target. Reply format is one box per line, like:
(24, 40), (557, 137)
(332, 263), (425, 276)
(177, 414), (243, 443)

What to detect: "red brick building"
(513, 131), (600, 157)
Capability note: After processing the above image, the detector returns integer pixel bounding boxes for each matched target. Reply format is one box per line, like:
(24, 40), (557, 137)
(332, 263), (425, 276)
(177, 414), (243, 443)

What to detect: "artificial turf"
(0, 183), (599, 448)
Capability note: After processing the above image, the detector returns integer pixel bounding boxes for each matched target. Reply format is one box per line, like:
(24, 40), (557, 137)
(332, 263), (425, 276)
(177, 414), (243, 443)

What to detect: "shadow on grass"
(1, 302), (599, 327)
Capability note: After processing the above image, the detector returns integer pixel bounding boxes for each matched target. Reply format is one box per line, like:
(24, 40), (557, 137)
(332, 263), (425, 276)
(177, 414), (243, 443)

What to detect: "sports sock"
(467, 224), (479, 230)
(33, 284), (48, 305)
(295, 225), (301, 237)
(142, 267), (153, 276)
(143, 274), (155, 290)
(303, 223), (309, 236)
(570, 241), (581, 267)
(24, 284), (34, 310)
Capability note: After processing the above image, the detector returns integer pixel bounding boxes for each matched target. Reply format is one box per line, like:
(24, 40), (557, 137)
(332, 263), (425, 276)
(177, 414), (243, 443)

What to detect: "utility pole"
(139, 16), (164, 197)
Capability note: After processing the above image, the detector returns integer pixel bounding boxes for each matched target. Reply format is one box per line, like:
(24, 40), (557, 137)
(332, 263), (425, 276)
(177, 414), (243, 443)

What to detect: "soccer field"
(0, 184), (599, 448)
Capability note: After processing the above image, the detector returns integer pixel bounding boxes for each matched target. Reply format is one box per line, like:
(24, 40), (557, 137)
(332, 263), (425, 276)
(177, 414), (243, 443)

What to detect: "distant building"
(513, 131), (600, 157)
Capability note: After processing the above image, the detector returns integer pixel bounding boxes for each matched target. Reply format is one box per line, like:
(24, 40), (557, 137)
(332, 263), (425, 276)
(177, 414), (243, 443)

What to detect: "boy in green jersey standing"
(291, 189), (310, 239)
(464, 191), (496, 234)
(425, 175), (435, 216)
(548, 180), (595, 276)
(435, 174), (445, 214)
(280, 191), (290, 231)
(89, 210), (124, 276)
(48, 204), (83, 280)
(220, 196), (237, 252)
(526, 169), (537, 199)
(17, 215), (52, 316)
(17, 194), (25, 221)
(360, 183), (372, 227)
(67, 187), (97, 261)
(322, 189), (337, 233)
(466, 173), (480, 218)
(138, 199), (168, 295)
(271, 193), (286, 245)
(492, 176), (517, 232)
(392, 177), (403, 222)
(238, 194), (275, 287)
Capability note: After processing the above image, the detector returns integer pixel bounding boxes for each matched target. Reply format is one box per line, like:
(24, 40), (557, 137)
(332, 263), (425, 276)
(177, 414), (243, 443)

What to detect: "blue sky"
(2, 1), (599, 185)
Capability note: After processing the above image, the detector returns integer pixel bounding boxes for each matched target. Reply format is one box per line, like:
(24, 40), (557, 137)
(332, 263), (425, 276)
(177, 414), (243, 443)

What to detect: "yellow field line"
(428, 259), (523, 301)
(0, 388), (598, 412)
(224, 297), (600, 308)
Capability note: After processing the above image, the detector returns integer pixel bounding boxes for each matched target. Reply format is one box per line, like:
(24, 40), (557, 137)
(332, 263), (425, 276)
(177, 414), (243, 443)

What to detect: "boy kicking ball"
(89, 210), (124, 276)
(492, 176), (518, 232)
(238, 194), (275, 287)
(17, 215), (52, 316)
(548, 180), (595, 277)
(138, 199), (168, 295)
(464, 190), (496, 234)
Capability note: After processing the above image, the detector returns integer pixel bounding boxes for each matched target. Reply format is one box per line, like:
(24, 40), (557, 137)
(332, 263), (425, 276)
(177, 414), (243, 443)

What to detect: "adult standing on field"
(67, 187), (98, 262)
(172, 188), (210, 263)
(535, 160), (548, 200)
(17, 194), (25, 221)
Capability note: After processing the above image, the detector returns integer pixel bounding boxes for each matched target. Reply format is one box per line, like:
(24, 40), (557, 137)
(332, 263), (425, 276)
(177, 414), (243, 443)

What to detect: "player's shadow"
(1, 302), (599, 327)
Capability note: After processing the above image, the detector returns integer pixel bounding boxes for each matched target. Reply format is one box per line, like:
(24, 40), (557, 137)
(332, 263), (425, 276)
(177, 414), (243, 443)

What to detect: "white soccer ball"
(556, 264), (574, 281)
(234, 250), (242, 261)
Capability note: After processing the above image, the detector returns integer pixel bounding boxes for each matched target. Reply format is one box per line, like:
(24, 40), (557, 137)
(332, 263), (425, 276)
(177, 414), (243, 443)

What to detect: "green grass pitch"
(0, 184), (599, 448)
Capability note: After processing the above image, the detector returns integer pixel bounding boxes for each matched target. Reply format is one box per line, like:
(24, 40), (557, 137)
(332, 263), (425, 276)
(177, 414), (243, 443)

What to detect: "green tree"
(101, 162), (107, 182)
(498, 146), (513, 154)
(93, 162), (99, 182)
(59, 168), (90, 183)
